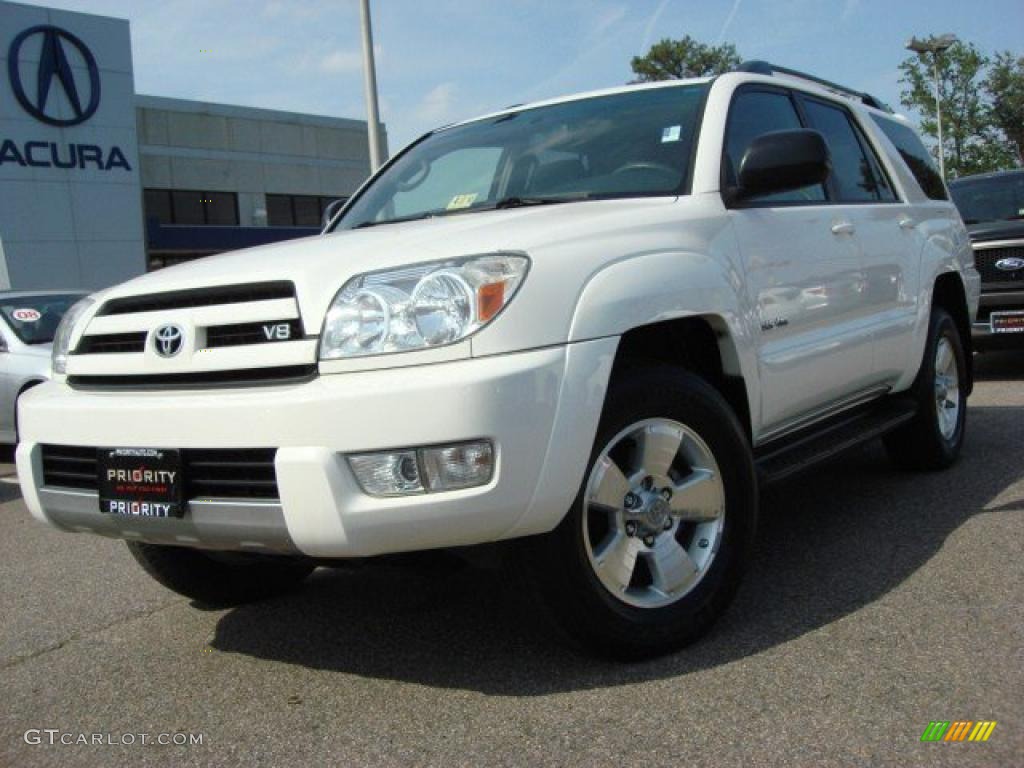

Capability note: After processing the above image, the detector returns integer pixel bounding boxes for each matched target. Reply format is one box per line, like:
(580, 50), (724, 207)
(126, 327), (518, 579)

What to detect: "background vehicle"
(949, 169), (1024, 345)
(0, 291), (85, 443)
(16, 64), (979, 658)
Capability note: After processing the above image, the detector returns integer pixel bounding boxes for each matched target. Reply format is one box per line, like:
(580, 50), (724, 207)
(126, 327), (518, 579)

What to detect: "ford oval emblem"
(995, 257), (1024, 272)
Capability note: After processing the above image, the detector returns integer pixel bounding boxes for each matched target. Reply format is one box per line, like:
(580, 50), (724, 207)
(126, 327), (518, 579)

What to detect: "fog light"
(347, 450), (424, 496)
(347, 440), (494, 497)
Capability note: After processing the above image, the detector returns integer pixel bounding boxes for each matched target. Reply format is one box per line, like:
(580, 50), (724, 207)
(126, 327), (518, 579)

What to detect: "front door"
(723, 86), (875, 437)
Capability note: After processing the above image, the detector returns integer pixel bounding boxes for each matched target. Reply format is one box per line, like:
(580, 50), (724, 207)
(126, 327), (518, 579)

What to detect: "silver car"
(0, 291), (86, 443)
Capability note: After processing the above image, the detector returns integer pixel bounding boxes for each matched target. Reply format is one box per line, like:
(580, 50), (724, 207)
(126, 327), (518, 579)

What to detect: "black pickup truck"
(949, 169), (1024, 347)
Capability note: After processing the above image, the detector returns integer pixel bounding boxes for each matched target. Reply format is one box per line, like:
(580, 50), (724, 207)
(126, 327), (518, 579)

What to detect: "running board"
(755, 399), (917, 485)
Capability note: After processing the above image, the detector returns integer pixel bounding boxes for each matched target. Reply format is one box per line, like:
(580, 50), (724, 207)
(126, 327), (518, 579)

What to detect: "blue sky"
(16, 0), (1024, 152)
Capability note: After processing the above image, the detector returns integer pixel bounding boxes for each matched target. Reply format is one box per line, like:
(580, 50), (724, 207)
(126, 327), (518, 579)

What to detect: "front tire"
(884, 307), (967, 470)
(516, 365), (758, 659)
(126, 542), (315, 606)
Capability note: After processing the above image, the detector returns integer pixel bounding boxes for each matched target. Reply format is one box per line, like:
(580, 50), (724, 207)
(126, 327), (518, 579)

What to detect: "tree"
(631, 36), (741, 82)
(899, 41), (1018, 177)
(986, 52), (1024, 166)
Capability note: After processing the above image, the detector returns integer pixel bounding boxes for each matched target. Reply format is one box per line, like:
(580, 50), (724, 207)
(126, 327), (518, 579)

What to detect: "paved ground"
(1, 353), (1022, 768)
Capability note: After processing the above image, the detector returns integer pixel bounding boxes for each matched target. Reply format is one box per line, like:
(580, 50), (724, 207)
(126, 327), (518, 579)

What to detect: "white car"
(0, 291), (85, 443)
(17, 63), (979, 658)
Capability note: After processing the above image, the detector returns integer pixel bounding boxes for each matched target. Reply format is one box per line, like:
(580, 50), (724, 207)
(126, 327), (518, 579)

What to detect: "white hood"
(100, 197), (681, 325)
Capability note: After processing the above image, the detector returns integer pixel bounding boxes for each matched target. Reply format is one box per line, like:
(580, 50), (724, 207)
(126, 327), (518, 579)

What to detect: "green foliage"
(630, 36), (741, 82)
(900, 40), (1022, 177)
(986, 52), (1024, 166)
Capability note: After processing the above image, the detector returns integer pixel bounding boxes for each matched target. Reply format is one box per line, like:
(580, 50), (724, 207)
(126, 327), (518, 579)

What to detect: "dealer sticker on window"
(11, 308), (41, 322)
(661, 125), (681, 143)
(447, 193), (478, 210)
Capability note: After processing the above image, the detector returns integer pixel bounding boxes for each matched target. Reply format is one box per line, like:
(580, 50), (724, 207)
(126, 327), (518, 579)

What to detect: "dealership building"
(0, 0), (382, 290)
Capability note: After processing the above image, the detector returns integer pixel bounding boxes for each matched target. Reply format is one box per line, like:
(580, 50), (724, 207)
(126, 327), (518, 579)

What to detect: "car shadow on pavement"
(210, 402), (1024, 695)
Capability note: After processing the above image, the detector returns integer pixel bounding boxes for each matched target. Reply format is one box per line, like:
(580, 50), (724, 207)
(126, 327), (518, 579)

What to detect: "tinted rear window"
(870, 115), (947, 200)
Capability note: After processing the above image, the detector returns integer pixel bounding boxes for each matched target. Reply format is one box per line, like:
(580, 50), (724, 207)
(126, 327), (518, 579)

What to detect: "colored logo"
(920, 721), (997, 742)
(995, 257), (1024, 272)
(11, 308), (42, 322)
(152, 325), (185, 358)
(8, 25), (101, 126)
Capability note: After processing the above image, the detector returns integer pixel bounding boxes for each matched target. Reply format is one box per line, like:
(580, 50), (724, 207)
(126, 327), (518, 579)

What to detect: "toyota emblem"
(152, 324), (185, 358)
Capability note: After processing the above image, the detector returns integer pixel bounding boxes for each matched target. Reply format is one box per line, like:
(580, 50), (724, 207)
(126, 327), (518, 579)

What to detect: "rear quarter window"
(870, 115), (947, 201)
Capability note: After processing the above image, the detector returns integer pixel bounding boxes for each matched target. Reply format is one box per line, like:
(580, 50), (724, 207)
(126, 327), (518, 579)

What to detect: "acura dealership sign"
(1, 23), (130, 171)
(0, 1), (146, 291)
(8, 25), (101, 126)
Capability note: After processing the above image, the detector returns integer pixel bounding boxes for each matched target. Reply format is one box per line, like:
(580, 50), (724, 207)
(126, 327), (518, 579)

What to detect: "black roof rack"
(736, 60), (893, 113)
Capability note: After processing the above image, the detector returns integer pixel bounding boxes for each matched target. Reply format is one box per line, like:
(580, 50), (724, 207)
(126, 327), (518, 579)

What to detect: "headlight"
(52, 296), (96, 375)
(320, 253), (528, 359)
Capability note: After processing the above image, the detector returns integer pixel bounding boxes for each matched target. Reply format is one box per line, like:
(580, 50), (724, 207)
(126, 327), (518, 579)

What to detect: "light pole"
(906, 33), (956, 180)
(359, 0), (384, 172)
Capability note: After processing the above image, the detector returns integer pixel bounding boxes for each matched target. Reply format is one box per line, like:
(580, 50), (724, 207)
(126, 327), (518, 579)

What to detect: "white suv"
(17, 63), (980, 658)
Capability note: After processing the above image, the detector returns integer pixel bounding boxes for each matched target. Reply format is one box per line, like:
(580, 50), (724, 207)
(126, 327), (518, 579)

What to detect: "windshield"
(0, 294), (84, 345)
(950, 172), (1024, 225)
(335, 84), (709, 229)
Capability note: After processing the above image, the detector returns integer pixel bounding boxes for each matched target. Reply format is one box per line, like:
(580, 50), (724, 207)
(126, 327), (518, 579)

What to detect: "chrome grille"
(68, 281), (317, 388)
(973, 245), (1024, 287)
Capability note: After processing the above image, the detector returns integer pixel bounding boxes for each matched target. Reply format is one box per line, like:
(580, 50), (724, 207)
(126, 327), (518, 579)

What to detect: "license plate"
(990, 311), (1024, 334)
(97, 448), (184, 518)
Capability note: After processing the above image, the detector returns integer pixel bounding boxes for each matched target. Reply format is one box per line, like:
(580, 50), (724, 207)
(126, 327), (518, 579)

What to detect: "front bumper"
(972, 289), (1024, 346)
(17, 340), (616, 557)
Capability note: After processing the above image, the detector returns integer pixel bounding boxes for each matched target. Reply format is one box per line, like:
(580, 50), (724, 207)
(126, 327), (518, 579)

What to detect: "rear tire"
(515, 365), (757, 660)
(126, 542), (315, 606)
(884, 307), (967, 471)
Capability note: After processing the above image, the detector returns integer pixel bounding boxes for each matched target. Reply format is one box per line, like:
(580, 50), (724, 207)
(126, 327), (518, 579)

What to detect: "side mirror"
(735, 129), (831, 200)
(321, 198), (347, 230)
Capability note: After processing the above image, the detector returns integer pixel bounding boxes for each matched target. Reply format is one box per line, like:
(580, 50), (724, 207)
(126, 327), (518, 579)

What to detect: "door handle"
(898, 217), (916, 230)
(831, 221), (855, 236)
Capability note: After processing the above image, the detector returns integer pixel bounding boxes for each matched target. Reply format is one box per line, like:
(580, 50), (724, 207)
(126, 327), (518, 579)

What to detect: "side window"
(724, 90), (826, 203)
(802, 99), (895, 203)
(870, 115), (948, 200)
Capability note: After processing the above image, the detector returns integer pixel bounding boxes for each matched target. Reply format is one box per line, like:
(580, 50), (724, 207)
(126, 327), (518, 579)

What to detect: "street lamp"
(359, 0), (384, 172)
(906, 33), (957, 180)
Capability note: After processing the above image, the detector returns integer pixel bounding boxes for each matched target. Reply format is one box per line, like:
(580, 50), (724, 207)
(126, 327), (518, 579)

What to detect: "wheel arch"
(567, 250), (759, 439)
(931, 271), (974, 396)
(613, 316), (752, 440)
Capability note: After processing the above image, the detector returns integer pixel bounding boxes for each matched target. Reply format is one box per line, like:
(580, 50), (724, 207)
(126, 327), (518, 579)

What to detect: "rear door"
(797, 96), (918, 386)
(724, 86), (874, 437)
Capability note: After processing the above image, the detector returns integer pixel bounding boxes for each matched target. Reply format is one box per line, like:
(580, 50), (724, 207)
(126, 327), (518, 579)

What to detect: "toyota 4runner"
(17, 62), (980, 658)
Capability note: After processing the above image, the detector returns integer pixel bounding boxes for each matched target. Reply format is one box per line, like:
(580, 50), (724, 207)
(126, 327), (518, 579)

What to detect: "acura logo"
(995, 257), (1024, 272)
(7, 25), (101, 127)
(152, 325), (185, 358)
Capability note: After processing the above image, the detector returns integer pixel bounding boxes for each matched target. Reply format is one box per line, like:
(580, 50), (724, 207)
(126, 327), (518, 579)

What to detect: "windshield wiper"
(492, 193), (591, 209)
(353, 212), (436, 229)
(351, 193), (590, 228)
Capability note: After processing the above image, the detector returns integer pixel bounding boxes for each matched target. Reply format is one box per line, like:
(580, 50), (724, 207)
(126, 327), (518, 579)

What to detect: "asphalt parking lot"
(1, 353), (1022, 768)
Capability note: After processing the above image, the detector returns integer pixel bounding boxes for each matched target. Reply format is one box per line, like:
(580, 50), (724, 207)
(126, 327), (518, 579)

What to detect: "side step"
(755, 399), (917, 485)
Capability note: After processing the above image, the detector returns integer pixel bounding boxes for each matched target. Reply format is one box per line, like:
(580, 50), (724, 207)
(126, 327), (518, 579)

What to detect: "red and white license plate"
(990, 311), (1024, 334)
